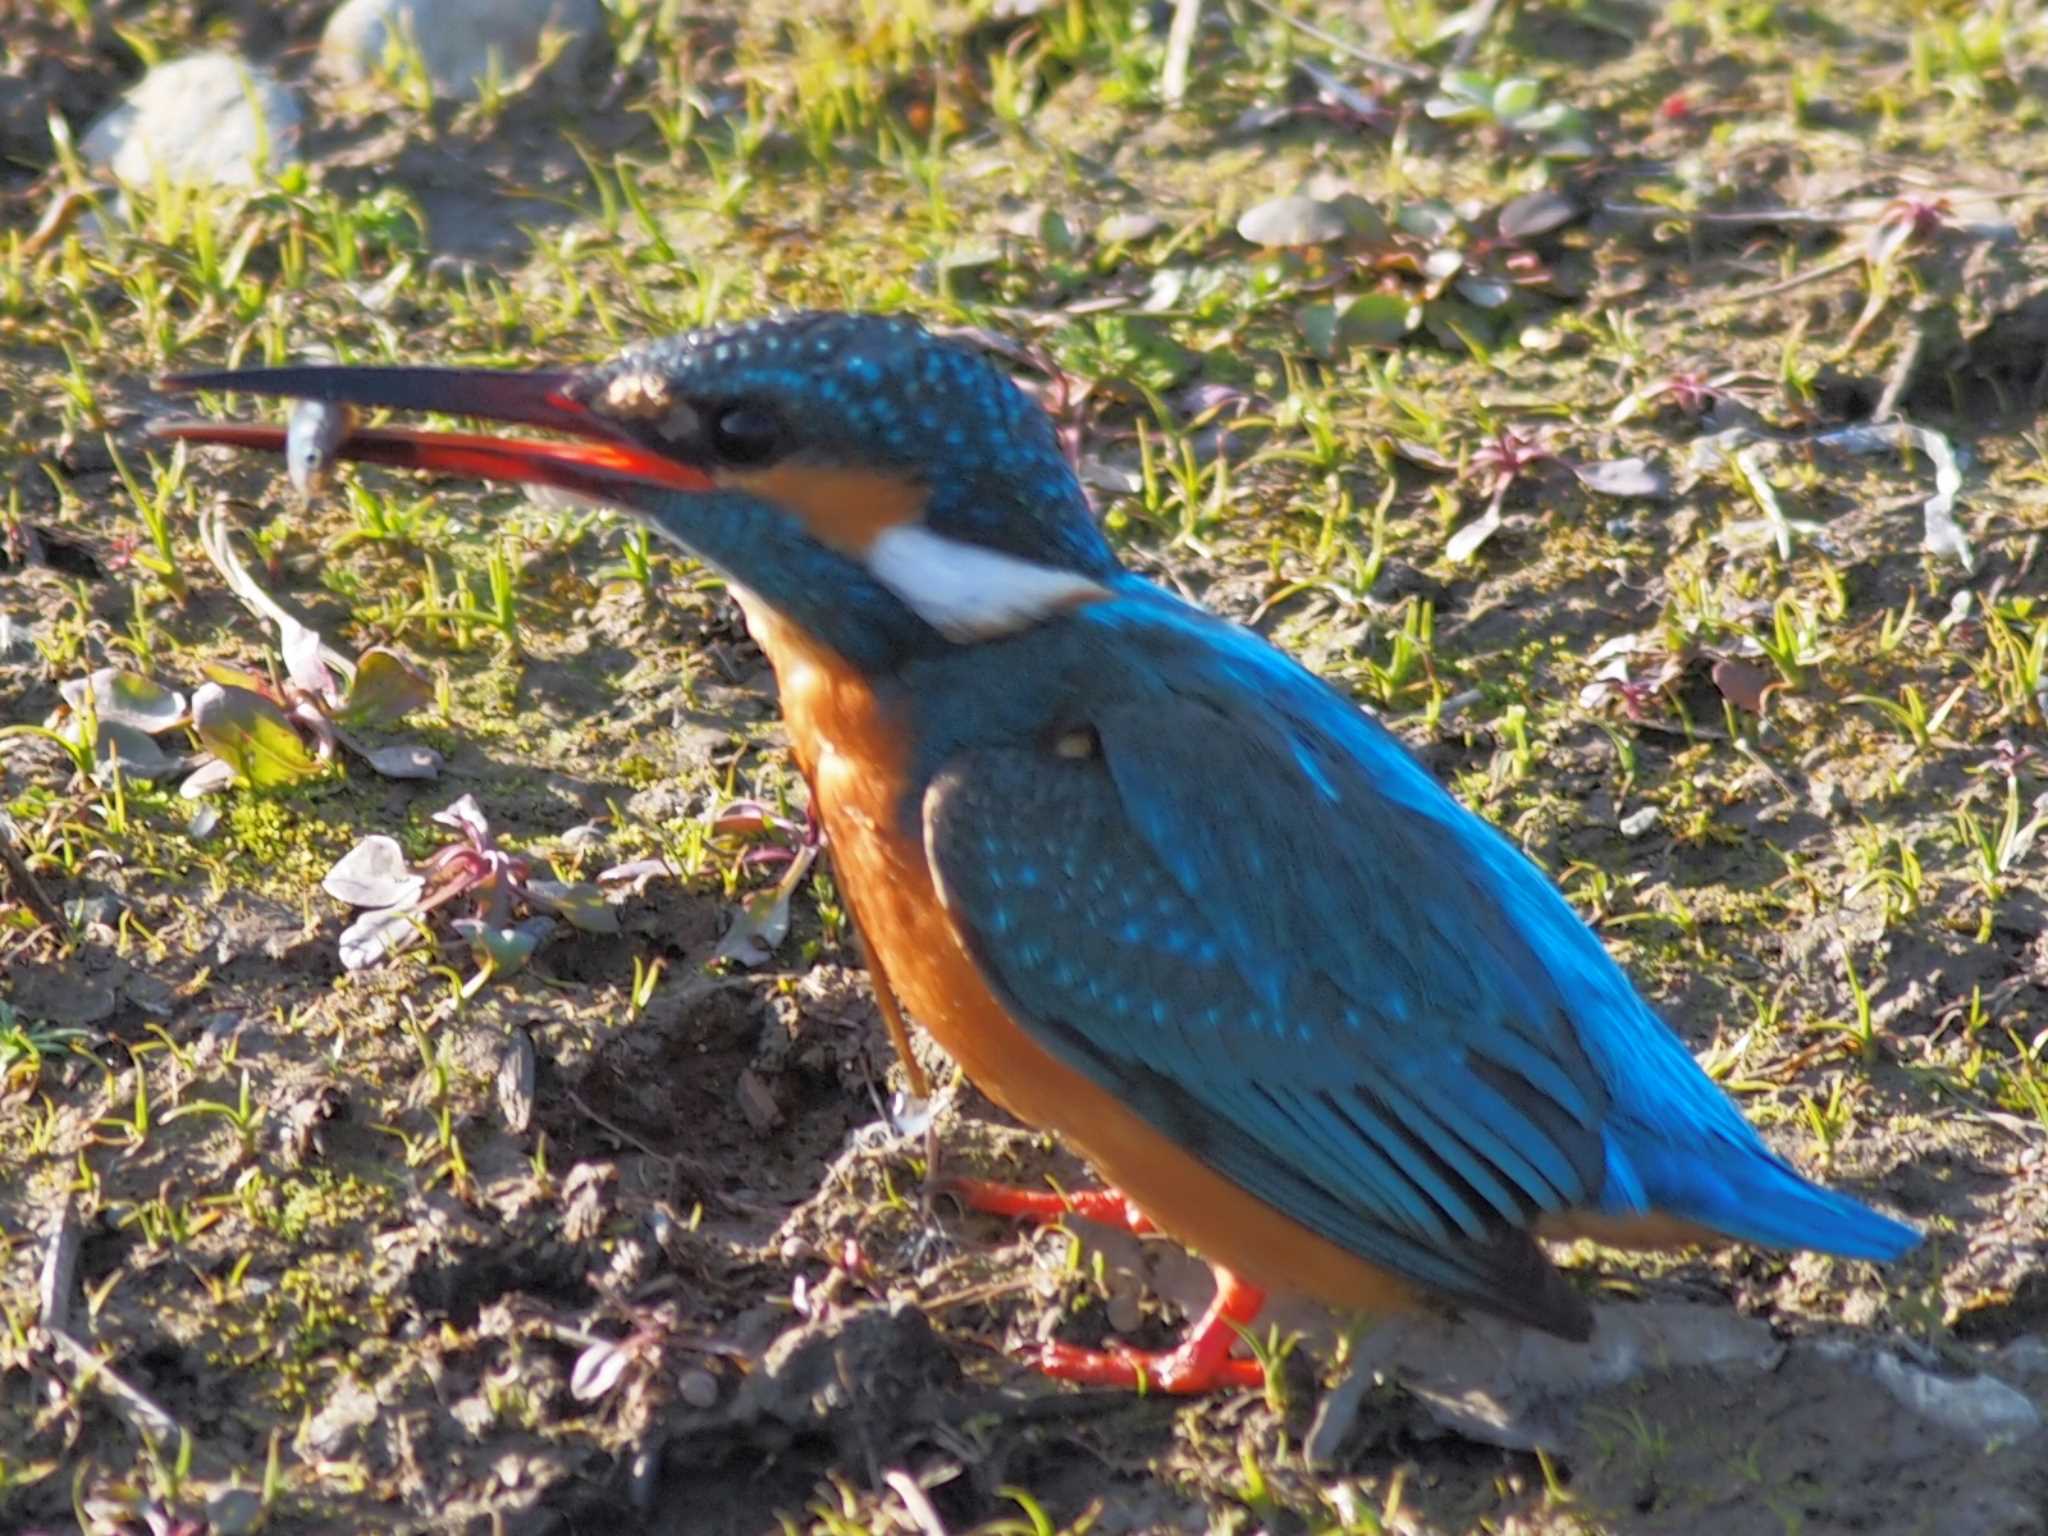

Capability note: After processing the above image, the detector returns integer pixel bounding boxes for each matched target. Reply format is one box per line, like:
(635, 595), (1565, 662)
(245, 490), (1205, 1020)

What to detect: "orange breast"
(740, 598), (1422, 1316)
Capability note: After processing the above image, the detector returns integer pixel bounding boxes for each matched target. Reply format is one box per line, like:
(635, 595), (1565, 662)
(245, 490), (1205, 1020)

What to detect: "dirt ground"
(2, 2), (2046, 1532)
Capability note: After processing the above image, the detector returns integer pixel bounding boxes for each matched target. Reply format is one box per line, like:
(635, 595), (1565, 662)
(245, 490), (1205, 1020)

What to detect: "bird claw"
(1031, 1338), (1267, 1394)
(938, 1174), (1154, 1235)
(937, 1178), (1269, 1394)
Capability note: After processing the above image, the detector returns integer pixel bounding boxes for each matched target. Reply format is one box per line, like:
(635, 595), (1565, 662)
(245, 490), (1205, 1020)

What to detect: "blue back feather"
(914, 578), (1915, 1333)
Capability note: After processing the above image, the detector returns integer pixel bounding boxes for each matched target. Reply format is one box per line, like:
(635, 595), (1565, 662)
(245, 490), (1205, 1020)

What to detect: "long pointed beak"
(151, 364), (714, 501)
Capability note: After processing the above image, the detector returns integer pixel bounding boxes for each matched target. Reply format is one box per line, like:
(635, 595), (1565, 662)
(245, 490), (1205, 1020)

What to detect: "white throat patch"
(864, 524), (1108, 641)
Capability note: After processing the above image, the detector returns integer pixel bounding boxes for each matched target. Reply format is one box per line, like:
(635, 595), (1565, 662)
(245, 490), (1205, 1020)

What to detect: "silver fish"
(285, 399), (358, 498)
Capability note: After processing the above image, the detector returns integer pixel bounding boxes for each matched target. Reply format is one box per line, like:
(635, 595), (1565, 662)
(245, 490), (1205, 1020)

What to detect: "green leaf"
(1493, 77), (1542, 121)
(1441, 69), (1493, 106)
(1425, 70), (1495, 120)
(91, 722), (182, 783)
(1398, 199), (1462, 241)
(199, 660), (272, 693)
(526, 880), (620, 934)
(337, 647), (432, 728)
(713, 843), (818, 967)
(1238, 194), (1350, 249)
(60, 668), (187, 734)
(1454, 275), (1514, 309)
(1299, 302), (1342, 359)
(1301, 294), (1418, 357)
(190, 682), (322, 790)
(1342, 292), (1420, 345)
(454, 916), (556, 991)
(1424, 94), (1487, 122)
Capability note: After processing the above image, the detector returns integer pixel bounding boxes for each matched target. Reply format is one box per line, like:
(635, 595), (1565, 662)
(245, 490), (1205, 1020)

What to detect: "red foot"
(1033, 1268), (1269, 1394)
(942, 1175), (1155, 1235)
(940, 1177), (1268, 1392)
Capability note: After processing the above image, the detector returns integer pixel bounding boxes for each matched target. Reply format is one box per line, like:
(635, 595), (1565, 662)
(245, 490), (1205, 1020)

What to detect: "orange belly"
(743, 600), (1422, 1316)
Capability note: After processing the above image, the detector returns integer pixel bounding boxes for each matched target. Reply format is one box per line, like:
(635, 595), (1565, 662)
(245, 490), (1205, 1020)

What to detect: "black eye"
(709, 404), (781, 465)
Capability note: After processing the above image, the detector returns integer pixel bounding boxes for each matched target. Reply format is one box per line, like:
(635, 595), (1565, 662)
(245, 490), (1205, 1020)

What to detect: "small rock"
(1306, 1356), (1378, 1468)
(1871, 1352), (2042, 1442)
(277, 1083), (345, 1166)
(1078, 453), (1143, 496)
(82, 52), (301, 190)
(206, 1488), (265, 1536)
(1619, 805), (1661, 838)
(497, 1028), (537, 1134)
(677, 1368), (720, 1409)
(559, 821), (608, 850)
(1997, 1337), (2048, 1377)
(120, 971), (177, 1018)
(1097, 211), (1165, 245)
(625, 782), (694, 822)
(1808, 775), (1847, 820)
(1237, 193), (1350, 248)
(63, 894), (125, 930)
(9, 962), (117, 1025)
(998, 203), (1068, 246)
(321, 0), (602, 101)
(451, 1393), (497, 1437)
(1350, 1301), (1787, 1453)
(561, 1161), (615, 1242)
(731, 1301), (958, 1431)
(736, 1068), (784, 1134)
(301, 1375), (379, 1457)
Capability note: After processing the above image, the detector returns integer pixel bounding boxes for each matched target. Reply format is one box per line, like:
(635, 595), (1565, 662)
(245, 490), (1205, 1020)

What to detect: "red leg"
(939, 1175), (1266, 1392)
(942, 1174), (1155, 1235)
(1036, 1266), (1268, 1393)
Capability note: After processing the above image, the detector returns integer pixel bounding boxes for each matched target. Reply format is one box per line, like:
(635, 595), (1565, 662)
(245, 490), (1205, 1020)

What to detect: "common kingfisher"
(156, 313), (1918, 1394)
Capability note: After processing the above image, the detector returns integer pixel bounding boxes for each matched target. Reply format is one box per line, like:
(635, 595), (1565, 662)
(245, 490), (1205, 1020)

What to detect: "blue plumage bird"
(155, 312), (1917, 1392)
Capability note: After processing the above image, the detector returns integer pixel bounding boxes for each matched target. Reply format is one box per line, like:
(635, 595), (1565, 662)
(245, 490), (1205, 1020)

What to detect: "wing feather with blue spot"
(918, 586), (1914, 1322)
(921, 696), (1606, 1336)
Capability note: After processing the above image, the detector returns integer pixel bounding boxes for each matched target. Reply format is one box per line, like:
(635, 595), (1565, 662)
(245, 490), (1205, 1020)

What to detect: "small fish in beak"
(285, 399), (359, 499)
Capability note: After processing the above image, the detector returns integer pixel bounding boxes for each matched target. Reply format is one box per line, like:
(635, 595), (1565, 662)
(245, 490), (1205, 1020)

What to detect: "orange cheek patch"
(719, 464), (927, 554)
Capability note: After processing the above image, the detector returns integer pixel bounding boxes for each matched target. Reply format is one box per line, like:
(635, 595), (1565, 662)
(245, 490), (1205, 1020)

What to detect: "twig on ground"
(0, 814), (66, 933)
(37, 1197), (81, 1335)
(1450, 0), (1510, 68)
(1162, 0), (1202, 106)
(1239, 0), (1433, 82)
(1673, 252), (1864, 314)
(46, 1328), (184, 1445)
(1872, 319), (1927, 423)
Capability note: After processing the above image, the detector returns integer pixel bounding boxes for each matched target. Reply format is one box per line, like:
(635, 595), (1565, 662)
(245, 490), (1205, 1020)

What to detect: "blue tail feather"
(1604, 1126), (1918, 1262)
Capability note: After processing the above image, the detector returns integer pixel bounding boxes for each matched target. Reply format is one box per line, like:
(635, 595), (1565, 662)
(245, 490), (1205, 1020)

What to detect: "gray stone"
(82, 52), (301, 189)
(1871, 1350), (2043, 1442)
(321, 0), (602, 101)
(206, 1487), (265, 1536)
(300, 1374), (379, 1457)
(1237, 193), (1350, 248)
(1331, 1302), (1789, 1454)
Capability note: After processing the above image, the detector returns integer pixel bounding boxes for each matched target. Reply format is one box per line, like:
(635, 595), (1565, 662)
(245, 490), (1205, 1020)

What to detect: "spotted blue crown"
(586, 312), (1117, 576)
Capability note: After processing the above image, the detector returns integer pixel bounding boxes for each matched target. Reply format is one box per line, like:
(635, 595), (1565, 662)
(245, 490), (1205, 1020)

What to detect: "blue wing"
(919, 584), (1915, 1334)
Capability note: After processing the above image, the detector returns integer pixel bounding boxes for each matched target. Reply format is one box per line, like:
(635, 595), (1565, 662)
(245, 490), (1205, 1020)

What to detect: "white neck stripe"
(864, 524), (1107, 641)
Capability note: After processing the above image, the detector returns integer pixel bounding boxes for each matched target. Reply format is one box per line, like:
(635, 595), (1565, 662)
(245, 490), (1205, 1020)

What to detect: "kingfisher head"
(156, 313), (1122, 669)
